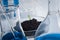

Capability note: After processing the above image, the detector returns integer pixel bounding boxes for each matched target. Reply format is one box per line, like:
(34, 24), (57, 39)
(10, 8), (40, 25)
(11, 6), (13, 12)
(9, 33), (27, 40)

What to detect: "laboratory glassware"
(35, 0), (60, 40)
(20, 0), (48, 36)
(0, 0), (27, 40)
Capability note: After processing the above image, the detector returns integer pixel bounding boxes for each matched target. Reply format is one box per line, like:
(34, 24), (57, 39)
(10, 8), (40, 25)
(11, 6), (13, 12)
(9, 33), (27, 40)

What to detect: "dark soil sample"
(21, 18), (41, 31)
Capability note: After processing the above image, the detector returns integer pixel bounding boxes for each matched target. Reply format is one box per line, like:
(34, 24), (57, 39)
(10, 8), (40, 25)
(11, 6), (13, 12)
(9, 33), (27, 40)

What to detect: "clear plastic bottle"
(35, 0), (60, 40)
(0, 0), (27, 40)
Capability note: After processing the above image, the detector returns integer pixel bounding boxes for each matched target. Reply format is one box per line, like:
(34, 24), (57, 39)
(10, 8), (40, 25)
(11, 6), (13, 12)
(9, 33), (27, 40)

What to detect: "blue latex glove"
(35, 33), (60, 40)
(2, 31), (27, 40)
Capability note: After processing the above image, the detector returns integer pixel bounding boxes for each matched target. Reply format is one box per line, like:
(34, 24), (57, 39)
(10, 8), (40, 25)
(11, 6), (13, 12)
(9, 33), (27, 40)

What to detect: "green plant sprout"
(28, 15), (31, 20)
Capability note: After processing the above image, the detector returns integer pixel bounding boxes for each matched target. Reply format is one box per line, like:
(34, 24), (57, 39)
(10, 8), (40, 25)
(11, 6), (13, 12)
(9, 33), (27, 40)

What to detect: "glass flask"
(20, 0), (48, 36)
(35, 0), (60, 40)
(0, 0), (27, 40)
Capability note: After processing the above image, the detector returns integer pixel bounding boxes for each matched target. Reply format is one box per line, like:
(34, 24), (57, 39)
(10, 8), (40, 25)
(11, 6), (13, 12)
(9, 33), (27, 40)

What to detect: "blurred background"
(0, 0), (60, 40)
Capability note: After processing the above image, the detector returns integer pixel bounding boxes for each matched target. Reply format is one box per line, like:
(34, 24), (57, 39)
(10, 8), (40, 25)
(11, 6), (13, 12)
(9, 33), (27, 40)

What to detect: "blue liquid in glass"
(35, 33), (60, 40)
(2, 31), (27, 40)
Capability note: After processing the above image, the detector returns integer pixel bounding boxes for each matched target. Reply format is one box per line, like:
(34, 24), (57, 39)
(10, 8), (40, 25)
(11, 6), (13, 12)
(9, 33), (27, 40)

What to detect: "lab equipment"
(1, 0), (19, 13)
(20, 0), (48, 36)
(0, 0), (27, 40)
(35, 0), (60, 40)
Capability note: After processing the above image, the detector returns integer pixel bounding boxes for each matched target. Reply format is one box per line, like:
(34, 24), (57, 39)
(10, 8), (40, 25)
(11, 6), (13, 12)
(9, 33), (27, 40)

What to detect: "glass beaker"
(35, 0), (60, 40)
(0, 0), (27, 40)
(20, 0), (48, 36)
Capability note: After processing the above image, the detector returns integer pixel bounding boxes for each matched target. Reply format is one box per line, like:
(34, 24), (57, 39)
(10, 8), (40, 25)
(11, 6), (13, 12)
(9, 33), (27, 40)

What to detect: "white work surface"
(27, 38), (34, 40)
(27, 36), (34, 40)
